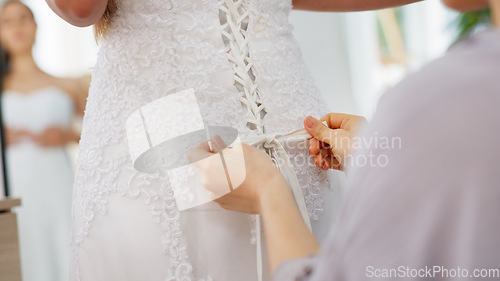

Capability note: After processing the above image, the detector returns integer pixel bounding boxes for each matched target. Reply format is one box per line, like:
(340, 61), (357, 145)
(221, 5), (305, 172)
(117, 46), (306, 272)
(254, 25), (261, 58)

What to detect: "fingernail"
(214, 135), (225, 150)
(305, 116), (318, 128)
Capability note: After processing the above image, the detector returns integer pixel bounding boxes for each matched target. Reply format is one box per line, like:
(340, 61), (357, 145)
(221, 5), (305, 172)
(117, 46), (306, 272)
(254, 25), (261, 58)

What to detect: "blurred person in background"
(0, 1), (89, 280)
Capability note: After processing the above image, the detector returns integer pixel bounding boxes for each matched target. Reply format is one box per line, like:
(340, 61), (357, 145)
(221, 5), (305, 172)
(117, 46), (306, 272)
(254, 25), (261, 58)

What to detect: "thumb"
(304, 116), (335, 145)
(212, 135), (227, 153)
(188, 140), (213, 165)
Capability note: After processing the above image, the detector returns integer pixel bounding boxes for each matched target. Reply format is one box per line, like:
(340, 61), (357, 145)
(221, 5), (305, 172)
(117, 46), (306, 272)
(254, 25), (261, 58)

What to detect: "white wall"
(291, 1), (458, 118)
(24, 0), (98, 77)
(289, 11), (358, 115)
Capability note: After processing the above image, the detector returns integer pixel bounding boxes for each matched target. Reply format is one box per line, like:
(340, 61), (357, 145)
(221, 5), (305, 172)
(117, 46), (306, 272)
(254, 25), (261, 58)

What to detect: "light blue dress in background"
(2, 87), (74, 281)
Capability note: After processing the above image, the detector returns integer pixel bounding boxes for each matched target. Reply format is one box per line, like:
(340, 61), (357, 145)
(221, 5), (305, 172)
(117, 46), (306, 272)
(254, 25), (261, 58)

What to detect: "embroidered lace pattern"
(70, 0), (332, 280)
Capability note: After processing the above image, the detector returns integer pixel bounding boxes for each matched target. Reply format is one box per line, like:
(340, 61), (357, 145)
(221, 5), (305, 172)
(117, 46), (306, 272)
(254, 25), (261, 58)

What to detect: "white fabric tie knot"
(242, 128), (312, 230)
(263, 134), (278, 149)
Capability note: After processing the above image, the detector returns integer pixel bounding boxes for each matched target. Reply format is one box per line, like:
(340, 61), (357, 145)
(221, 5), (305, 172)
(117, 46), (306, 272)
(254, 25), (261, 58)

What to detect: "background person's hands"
(4, 127), (29, 147)
(304, 113), (366, 171)
(30, 126), (76, 147)
(188, 135), (289, 214)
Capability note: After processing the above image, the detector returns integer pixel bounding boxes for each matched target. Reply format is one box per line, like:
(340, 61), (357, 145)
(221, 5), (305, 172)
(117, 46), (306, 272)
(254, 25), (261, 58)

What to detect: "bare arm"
(442, 0), (489, 12)
(190, 140), (319, 273)
(259, 176), (320, 272)
(45, 0), (108, 27)
(56, 75), (90, 116)
(292, 0), (423, 12)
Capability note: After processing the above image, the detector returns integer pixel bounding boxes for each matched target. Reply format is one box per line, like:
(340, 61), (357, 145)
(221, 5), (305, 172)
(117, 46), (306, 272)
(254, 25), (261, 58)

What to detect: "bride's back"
(71, 1), (337, 280)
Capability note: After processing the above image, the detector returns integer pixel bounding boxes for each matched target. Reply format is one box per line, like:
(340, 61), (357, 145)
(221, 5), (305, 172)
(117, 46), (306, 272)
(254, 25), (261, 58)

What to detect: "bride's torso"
(86, 0), (328, 133)
(76, 0), (332, 230)
(78, 0), (331, 218)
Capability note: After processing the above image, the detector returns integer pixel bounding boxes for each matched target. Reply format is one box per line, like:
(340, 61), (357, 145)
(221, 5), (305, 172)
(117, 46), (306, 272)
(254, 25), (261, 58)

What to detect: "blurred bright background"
(25, 0), (466, 120)
(290, 0), (462, 118)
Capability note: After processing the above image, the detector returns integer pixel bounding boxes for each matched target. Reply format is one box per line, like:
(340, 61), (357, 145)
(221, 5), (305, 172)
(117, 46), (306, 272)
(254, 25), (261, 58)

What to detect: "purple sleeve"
(272, 255), (318, 281)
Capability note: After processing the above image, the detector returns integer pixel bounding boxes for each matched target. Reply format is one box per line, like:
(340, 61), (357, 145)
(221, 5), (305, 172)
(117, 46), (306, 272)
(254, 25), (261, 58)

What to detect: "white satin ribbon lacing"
(218, 0), (312, 280)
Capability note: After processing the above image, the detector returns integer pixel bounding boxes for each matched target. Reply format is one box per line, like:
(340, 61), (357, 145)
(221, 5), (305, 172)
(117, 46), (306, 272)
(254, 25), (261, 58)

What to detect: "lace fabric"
(70, 0), (335, 280)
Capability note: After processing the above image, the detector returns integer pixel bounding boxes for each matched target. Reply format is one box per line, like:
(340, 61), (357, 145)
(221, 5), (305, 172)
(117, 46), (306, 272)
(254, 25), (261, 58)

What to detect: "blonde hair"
(94, 0), (117, 40)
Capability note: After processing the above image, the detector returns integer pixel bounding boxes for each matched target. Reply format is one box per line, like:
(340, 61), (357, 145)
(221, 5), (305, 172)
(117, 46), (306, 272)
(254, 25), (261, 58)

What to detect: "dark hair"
(0, 50), (9, 75)
(0, 49), (8, 195)
(0, 2), (27, 196)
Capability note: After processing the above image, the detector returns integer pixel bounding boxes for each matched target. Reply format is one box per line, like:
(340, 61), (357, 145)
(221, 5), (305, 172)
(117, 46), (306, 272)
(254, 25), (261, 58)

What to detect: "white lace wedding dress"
(71, 0), (342, 280)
